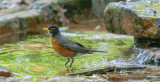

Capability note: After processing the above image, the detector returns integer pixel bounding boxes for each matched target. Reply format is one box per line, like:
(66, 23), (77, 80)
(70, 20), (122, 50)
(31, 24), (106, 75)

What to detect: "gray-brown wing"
(58, 37), (91, 53)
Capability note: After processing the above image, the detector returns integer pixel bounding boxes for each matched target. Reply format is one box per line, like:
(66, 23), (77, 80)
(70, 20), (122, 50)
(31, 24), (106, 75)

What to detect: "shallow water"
(0, 30), (134, 80)
(0, 18), (160, 81)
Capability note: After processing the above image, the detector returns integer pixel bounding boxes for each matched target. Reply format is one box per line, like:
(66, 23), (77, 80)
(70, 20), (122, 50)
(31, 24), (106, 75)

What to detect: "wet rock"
(15, 10), (40, 30)
(0, 65), (13, 77)
(132, 47), (160, 65)
(115, 65), (146, 71)
(68, 66), (115, 76)
(0, 0), (36, 10)
(147, 76), (160, 81)
(0, 14), (20, 35)
(0, 0), (20, 10)
(41, 77), (87, 82)
(68, 65), (146, 76)
(0, 6), (28, 16)
(104, 1), (160, 39)
(92, 66), (160, 82)
(0, 0), (57, 36)
(104, 2), (140, 36)
(0, 77), (32, 82)
(134, 38), (160, 47)
(17, 0), (30, 6)
(107, 77), (128, 81)
(32, 0), (57, 22)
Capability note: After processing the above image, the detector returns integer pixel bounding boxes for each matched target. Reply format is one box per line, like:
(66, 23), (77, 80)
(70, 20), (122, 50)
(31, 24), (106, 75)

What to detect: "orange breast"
(51, 37), (76, 58)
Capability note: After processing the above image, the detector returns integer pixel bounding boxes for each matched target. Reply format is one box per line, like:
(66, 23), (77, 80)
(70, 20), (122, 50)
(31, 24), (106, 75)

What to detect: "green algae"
(0, 31), (134, 80)
(131, 1), (160, 17)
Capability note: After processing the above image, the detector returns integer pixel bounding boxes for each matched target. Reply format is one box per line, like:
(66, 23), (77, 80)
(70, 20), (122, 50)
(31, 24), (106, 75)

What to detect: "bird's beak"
(43, 28), (51, 31)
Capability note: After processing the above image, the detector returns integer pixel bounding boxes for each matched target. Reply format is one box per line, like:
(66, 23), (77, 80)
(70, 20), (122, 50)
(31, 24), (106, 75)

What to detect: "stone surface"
(104, 1), (160, 39)
(87, 66), (160, 82)
(0, 65), (13, 77)
(32, 1), (55, 22)
(69, 66), (115, 76)
(0, 10), (39, 35)
(0, 14), (20, 35)
(0, 0), (57, 36)
(134, 38), (160, 47)
(92, 0), (126, 17)
(0, 0), (24, 10)
(0, 77), (86, 82)
(41, 77), (87, 82)
(0, 77), (32, 82)
(16, 10), (40, 30)
(54, 5), (70, 26)
(0, 6), (29, 16)
(68, 65), (145, 76)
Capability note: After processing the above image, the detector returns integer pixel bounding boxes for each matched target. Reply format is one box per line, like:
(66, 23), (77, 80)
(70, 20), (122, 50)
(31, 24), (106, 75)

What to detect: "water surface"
(0, 31), (134, 79)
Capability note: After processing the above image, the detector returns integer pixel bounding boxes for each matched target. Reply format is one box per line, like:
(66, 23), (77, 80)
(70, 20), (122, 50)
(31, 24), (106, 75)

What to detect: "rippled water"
(131, 47), (160, 65)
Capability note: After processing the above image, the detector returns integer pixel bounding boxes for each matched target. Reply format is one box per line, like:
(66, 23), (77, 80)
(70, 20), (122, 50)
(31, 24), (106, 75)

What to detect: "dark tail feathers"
(90, 49), (107, 53)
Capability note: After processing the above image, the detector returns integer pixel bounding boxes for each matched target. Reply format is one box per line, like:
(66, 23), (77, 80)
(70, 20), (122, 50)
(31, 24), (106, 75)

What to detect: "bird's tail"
(89, 49), (107, 53)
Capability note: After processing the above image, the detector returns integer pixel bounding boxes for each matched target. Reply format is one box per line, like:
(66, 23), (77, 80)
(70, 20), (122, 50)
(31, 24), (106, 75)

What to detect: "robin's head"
(43, 25), (61, 37)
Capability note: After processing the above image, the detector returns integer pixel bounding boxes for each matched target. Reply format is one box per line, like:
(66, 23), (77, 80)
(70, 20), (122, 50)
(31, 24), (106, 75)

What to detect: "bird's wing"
(58, 37), (91, 53)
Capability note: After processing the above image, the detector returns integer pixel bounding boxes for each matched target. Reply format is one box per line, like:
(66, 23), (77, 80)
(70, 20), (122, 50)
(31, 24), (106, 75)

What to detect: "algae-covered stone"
(68, 65), (145, 76)
(69, 66), (115, 76)
(104, 2), (140, 36)
(104, 1), (160, 39)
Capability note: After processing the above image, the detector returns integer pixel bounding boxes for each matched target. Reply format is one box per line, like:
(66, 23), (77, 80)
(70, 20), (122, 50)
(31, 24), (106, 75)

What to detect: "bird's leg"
(65, 58), (70, 67)
(70, 57), (74, 67)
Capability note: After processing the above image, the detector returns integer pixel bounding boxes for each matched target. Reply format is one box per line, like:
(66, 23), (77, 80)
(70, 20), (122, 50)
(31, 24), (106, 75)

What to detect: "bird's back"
(57, 36), (92, 54)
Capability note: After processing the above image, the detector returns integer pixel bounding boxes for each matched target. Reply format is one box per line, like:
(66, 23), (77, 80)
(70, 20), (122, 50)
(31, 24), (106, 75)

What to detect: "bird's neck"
(50, 30), (62, 39)
(52, 33), (62, 39)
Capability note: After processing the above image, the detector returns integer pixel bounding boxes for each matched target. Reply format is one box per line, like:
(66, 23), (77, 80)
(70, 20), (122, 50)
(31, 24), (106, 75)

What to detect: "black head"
(44, 25), (61, 37)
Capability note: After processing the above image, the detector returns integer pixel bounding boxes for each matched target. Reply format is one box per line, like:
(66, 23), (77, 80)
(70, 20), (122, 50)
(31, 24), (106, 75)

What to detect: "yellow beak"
(43, 28), (51, 31)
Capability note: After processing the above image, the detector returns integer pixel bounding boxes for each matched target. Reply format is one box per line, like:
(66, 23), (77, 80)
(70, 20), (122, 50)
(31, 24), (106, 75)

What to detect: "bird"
(43, 25), (107, 67)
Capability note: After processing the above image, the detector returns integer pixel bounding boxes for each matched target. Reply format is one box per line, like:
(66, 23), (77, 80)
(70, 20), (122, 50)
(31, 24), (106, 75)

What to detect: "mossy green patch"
(0, 31), (134, 80)
(131, 1), (160, 17)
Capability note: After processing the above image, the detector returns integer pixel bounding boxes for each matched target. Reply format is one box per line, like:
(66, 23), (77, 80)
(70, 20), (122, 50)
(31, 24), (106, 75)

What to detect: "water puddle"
(0, 31), (134, 80)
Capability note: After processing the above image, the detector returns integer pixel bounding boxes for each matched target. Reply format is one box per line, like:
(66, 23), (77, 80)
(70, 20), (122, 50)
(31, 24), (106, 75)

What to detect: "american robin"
(43, 25), (107, 67)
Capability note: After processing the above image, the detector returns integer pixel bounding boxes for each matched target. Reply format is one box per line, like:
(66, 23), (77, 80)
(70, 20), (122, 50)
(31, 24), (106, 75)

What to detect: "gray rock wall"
(0, 0), (56, 36)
